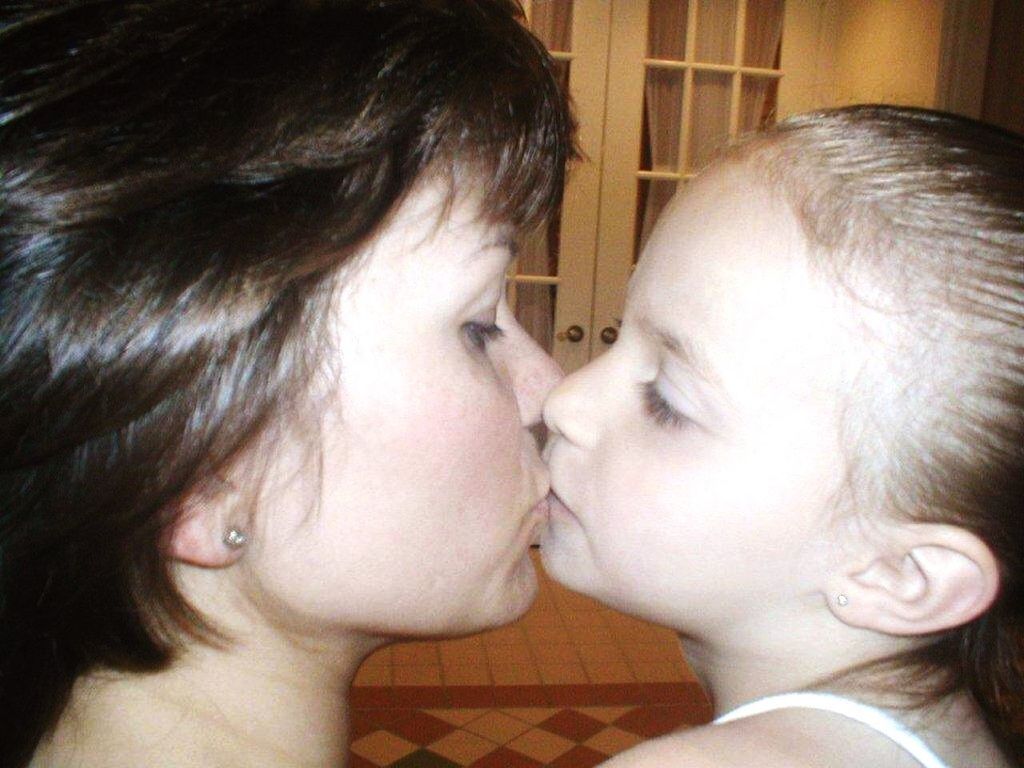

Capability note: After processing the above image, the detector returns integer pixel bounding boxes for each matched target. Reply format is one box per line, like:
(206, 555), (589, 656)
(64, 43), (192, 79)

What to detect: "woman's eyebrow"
(464, 236), (518, 267)
(503, 237), (519, 266)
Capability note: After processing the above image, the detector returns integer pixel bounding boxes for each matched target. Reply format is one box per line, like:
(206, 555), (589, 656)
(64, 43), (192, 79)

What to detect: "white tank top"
(714, 691), (950, 768)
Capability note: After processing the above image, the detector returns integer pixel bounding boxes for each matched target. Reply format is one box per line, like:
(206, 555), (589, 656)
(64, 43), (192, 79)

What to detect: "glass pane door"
(592, 0), (784, 360)
(517, 0), (613, 374)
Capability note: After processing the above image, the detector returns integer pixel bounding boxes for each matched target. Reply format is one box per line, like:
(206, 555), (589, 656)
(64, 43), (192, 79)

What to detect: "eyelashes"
(463, 321), (504, 351)
(641, 381), (690, 428)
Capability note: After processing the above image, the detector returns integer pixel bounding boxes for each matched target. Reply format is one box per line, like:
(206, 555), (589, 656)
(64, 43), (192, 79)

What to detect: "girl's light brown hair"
(734, 105), (1023, 762)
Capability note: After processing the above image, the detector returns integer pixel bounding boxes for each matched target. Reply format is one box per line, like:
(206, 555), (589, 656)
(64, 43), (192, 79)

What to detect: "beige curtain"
(516, 0), (572, 351)
(640, 0), (784, 252)
(689, 1), (737, 172)
(739, 0), (784, 132)
(530, 0), (573, 52)
(638, 0), (688, 255)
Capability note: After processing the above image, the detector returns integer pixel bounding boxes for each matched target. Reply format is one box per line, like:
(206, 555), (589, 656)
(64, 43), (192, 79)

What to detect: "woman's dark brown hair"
(0, 1), (575, 764)
(736, 106), (1023, 763)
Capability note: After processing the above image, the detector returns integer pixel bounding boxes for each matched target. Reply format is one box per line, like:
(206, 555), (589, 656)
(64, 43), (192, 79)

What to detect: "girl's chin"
(537, 523), (590, 593)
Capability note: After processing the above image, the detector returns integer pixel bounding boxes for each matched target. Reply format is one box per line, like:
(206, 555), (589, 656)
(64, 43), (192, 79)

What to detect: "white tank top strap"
(713, 691), (950, 768)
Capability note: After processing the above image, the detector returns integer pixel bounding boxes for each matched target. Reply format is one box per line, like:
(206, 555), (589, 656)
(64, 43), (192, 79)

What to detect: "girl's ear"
(828, 523), (1000, 636)
(166, 482), (247, 568)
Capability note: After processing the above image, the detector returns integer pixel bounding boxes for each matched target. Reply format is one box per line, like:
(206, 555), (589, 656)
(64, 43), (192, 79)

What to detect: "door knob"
(600, 326), (618, 344)
(558, 325), (585, 343)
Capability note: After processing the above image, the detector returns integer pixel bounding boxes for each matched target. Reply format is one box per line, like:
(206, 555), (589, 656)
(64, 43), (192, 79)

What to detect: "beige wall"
(779, 0), (945, 117)
(834, 0), (943, 106)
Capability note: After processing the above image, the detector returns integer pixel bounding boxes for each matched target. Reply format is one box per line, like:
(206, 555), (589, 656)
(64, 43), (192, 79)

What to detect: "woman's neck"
(33, 631), (379, 768)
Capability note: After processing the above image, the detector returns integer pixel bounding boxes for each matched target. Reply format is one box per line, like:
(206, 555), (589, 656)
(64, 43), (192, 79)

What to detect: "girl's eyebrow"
(638, 317), (721, 388)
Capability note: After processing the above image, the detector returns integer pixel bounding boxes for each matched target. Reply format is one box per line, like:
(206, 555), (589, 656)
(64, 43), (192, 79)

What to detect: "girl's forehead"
(636, 168), (804, 291)
(628, 166), (856, 384)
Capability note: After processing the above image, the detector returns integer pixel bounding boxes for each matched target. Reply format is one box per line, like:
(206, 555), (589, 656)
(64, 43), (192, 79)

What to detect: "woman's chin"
(465, 554), (539, 633)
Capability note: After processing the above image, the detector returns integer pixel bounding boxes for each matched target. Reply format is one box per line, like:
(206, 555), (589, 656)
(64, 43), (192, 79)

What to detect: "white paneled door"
(513, 1), (836, 373)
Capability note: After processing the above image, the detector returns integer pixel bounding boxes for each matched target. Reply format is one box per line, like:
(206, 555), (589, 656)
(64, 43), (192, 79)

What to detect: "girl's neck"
(678, 612), (913, 714)
(33, 631), (378, 768)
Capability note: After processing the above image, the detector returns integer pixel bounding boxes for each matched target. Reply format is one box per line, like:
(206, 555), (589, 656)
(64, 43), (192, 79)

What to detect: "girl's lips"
(547, 490), (577, 520)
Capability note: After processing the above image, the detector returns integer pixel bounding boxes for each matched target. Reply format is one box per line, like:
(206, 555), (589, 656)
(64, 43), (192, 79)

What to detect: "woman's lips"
(519, 493), (551, 542)
(529, 494), (551, 520)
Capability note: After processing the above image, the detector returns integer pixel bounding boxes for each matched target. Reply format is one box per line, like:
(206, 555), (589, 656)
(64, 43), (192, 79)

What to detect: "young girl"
(541, 106), (1022, 768)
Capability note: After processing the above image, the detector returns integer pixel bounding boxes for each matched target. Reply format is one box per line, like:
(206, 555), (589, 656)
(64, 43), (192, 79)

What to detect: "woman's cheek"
(461, 405), (530, 511)
(413, 384), (524, 514)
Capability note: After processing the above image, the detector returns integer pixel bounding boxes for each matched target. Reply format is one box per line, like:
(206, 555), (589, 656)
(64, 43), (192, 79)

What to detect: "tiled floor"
(349, 550), (712, 766)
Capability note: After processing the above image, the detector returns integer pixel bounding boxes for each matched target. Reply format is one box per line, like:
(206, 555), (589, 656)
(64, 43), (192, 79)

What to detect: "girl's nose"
(542, 357), (607, 450)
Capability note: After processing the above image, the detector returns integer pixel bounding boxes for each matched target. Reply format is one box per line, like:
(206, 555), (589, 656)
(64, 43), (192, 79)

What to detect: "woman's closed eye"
(463, 321), (505, 351)
(641, 380), (690, 428)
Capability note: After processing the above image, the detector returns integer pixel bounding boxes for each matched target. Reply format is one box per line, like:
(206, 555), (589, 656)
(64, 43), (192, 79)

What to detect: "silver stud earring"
(836, 594), (849, 607)
(223, 528), (248, 549)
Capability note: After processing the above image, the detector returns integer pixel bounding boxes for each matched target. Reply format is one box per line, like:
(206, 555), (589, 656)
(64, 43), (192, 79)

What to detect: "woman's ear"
(166, 481), (248, 568)
(828, 522), (1000, 636)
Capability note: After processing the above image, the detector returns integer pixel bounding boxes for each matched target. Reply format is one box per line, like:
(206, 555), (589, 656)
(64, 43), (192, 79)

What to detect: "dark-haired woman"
(0, 2), (574, 766)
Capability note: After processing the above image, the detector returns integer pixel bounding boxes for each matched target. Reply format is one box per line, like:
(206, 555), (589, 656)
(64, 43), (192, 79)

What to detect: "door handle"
(558, 325), (585, 343)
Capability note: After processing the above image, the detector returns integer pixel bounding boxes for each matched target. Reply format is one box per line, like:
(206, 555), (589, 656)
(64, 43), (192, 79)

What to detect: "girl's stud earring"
(836, 594), (849, 607)
(223, 528), (248, 549)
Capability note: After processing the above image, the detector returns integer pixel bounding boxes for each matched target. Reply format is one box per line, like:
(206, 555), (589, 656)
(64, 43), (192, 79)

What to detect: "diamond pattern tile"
(350, 687), (711, 766)
(352, 711), (380, 739)
(548, 745), (609, 768)
(506, 727), (576, 763)
(427, 729), (498, 765)
(613, 704), (690, 738)
(350, 730), (418, 765)
(390, 751), (460, 768)
(468, 747), (543, 767)
(537, 709), (607, 741)
(584, 725), (644, 756)
(387, 710), (457, 746)
(501, 707), (560, 725)
(426, 709), (488, 727)
(462, 710), (532, 744)
(348, 551), (713, 766)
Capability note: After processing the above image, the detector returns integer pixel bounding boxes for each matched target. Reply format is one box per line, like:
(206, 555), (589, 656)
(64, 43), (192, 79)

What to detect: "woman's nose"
(542, 359), (604, 449)
(506, 331), (564, 428)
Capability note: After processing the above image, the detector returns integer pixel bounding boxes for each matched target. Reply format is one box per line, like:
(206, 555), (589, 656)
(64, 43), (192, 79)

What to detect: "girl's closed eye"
(641, 380), (691, 428)
(463, 320), (505, 351)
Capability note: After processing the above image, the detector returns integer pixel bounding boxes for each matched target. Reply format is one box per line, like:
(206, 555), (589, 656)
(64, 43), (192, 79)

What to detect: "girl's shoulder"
(598, 718), (819, 768)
